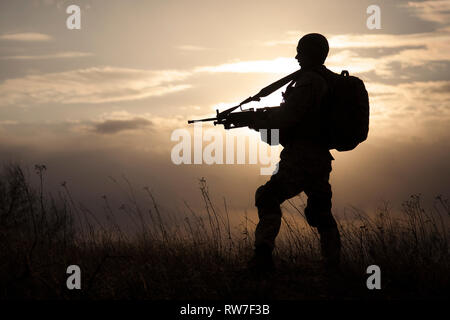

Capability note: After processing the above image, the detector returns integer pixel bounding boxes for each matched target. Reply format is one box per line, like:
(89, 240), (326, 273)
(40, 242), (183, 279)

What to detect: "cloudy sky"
(0, 0), (449, 223)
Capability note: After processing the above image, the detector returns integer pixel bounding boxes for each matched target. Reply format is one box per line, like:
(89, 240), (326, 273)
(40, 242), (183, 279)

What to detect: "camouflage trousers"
(254, 145), (337, 250)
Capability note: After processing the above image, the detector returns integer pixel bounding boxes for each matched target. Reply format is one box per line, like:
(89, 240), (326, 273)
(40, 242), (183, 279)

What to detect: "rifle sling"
(220, 69), (301, 117)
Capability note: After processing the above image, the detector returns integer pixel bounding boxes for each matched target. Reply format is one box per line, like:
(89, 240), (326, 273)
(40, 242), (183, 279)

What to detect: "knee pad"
(255, 184), (278, 208)
(255, 185), (282, 221)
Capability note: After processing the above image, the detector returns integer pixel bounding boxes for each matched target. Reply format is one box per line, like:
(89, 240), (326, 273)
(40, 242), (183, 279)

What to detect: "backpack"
(319, 70), (370, 151)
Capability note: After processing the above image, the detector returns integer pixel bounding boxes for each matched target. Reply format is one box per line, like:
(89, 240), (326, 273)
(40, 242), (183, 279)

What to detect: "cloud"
(0, 120), (18, 125)
(326, 50), (380, 74)
(406, 0), (450, 24)
(365, 80), (450, 141)
(262, 24), (450, 52)
(1, 24), (448, 111)
(93, 117), (153, 134)
(259, 26), (450, 79)
(77, 110), (185, 135)
(261, 31), (301, 47)
(0, 67), (191, 106)
(262, 27), (450, 54)
(176, 45), (209, 51)
(95, 110), (186, 131)
(190, 22), (449, 81)
(328, 28), (450, 50)
(330, 30), (450, 79)
(196, 57), (298, 74)
(0, 32), (52, 41)
(0, 52), (93, 60)
(0, 110), (183, 140)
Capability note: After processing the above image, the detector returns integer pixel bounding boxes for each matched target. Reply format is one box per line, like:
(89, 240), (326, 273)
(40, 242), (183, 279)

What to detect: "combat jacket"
(267, 65), (334, 160)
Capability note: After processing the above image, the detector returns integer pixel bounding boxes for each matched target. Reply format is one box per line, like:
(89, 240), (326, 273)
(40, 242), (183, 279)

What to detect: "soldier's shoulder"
(295, 69), (327, 87)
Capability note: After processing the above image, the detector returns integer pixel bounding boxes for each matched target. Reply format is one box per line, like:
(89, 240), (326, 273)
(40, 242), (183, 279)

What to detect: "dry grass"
(0, 163), (448, 300)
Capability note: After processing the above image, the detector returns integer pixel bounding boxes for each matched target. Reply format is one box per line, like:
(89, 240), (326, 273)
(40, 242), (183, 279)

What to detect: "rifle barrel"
(187, 117), (217, 124)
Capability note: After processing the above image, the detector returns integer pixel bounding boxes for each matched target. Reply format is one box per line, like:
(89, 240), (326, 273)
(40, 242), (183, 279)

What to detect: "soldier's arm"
(265, 76), (314, 129)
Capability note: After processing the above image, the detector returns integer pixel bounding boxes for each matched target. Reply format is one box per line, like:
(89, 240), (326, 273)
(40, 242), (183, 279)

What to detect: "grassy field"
(0, 163), (448, 300)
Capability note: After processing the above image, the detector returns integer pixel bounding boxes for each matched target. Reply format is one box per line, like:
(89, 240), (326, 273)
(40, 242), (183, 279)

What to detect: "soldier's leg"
(254, 183), (283, 251)
(249, 183), (282, 272)
(250, 160), (305, 271)
(304, 164), (341, 268)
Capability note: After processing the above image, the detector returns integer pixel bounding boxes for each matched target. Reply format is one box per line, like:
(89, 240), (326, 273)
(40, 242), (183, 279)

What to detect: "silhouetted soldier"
(248, 33), (341, 273)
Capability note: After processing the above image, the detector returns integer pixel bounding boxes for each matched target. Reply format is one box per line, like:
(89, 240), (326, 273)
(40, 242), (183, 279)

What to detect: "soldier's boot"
(318, 225), (341, 271)
(247, 244), (275, 274)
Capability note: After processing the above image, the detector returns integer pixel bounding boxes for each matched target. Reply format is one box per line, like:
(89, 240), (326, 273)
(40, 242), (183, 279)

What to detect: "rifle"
(188, 106), (279, 129)
(187, 69), (301, 129)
